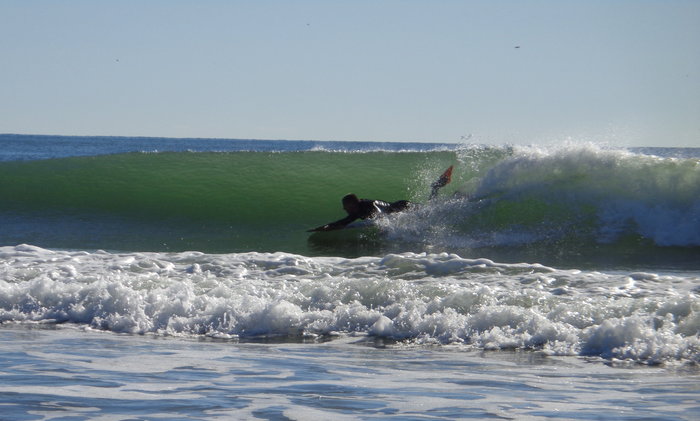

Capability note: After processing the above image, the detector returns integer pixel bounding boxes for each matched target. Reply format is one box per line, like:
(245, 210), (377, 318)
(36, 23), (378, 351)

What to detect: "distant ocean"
(1, 134), (699, 420)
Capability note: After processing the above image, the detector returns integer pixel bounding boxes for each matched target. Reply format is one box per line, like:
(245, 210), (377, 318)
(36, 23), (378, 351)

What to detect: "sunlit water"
(1, 135), (698, 420)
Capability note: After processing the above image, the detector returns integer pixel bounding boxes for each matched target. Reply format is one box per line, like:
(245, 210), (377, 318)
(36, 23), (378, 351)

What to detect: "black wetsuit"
(310, 166), (452, 232)
(312, 199), (411, 231)
(354, 199), (411, 219)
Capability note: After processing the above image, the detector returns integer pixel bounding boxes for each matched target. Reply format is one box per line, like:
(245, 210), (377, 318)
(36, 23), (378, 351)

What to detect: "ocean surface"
(1, 133), (699, 420)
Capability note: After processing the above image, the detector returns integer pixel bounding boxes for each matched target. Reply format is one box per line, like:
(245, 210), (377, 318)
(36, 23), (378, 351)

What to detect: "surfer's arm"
(429, 184), (442, 201)
(307, 215), (357, 232)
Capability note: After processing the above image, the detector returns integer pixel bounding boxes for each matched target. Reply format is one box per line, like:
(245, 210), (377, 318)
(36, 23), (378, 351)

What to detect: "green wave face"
(0, 150), (460, 221)
(1, 146), (698, 267)
(0, 150), (459, 254)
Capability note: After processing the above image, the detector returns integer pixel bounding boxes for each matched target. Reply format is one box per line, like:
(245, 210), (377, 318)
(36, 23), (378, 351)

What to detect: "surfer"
(308, 166), (453, 232)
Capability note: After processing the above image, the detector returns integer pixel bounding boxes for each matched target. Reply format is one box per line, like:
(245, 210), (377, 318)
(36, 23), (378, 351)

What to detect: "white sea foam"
(477, 144), (700, 246)
(1, 245), (698, 364)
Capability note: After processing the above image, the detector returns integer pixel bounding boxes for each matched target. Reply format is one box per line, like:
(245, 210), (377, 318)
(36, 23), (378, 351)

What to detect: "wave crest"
(385, 144), (700, 249)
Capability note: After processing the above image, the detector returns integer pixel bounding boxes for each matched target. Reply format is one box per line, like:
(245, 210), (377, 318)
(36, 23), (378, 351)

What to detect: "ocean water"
(1, 134), (699, 420)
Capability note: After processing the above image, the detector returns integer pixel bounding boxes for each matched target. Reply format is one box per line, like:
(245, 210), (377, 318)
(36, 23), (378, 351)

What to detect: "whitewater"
(1, 134), (699, 420)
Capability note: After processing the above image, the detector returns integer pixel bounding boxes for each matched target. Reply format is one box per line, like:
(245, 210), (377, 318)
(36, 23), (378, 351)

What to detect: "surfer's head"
(342, 194), (360, 214)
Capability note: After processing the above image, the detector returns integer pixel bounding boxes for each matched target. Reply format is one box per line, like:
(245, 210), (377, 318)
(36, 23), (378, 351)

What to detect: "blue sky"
(2, 1), (698, 146)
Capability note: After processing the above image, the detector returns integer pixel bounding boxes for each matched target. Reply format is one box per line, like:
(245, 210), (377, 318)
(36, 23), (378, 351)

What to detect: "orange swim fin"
(433, 165), (453, 189)
(429, 165), (453, 200)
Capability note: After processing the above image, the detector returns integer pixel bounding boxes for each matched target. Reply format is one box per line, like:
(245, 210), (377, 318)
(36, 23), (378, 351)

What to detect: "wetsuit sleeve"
(388, 200), (411, 212)
(307, 214), (358, 232)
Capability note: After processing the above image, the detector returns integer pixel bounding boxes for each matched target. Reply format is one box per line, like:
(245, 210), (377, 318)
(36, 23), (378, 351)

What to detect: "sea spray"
(382, 144), (700, 258)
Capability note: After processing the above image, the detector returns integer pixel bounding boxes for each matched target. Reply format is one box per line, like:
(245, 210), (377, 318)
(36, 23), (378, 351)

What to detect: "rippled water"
(2, 325), (698, 420)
